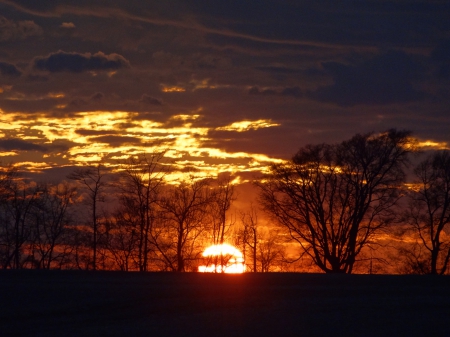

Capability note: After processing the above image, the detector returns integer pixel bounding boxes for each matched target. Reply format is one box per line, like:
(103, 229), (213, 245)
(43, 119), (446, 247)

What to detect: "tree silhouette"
(157, 177), (214, 272)
(0, 166), (40, 269)
(237, 206), (285, 272)
(406, 150), (450, 275)
(258, 129), (414, 273)
(29, 182), (76, 269)
(115, 152), (167, 271)
(211, 175), (236, 246)
(68, 164), (108, 270)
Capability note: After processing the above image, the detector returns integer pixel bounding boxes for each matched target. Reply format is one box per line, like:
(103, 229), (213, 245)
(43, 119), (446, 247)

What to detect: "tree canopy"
(258, 129), (414, 273)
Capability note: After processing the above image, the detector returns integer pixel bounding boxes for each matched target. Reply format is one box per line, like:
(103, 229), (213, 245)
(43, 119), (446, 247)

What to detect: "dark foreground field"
(1, 271), (450, 337)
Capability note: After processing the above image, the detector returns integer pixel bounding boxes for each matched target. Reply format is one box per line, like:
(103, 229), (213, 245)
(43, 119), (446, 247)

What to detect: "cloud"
(0, 16), (43, 41)
(0, 62), (22, 77)
(249, 86), (302, 98)
(90, 92), (104, 101)
(0, 2), (351, 49)
(216, 119), (280, 132)
(280, 87), (302, 98)
(60, 22), (75, 29)
(310, 51), (425, 106)
(75, 129), (117, 136)
(89, 135), (142, 146)
(309, 52), (424, 106)
(249, 87), (277, 96)
(32, 51), (131, 73)
(431, 40), (450, 80)
(139, 94), (162, 105)
(61, 92), (104, 109)
(255, 66), (302, 74)
(0, 138), (47, 152)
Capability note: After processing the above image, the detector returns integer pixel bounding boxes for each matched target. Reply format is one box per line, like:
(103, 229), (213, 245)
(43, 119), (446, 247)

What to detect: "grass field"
(1, 271), (450, 336)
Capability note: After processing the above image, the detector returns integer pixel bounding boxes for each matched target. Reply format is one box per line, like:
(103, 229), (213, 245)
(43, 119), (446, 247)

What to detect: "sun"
(198, 244), (245, 273)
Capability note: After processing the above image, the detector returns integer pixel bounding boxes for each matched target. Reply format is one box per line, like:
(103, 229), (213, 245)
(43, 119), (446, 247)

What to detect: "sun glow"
(417, 140), (449, 150)
(216, 119), (280, 132)
(0, 111), (283, 181)
(198, 244), (245, 273)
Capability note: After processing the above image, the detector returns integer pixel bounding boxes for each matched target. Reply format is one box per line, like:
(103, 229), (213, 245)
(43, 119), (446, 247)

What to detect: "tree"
(116, 152), (167, 271)
(211, 175), (236, 246)
(238, 207), (258, 272)
(258, 129), (414, 273)
(106, 210), (140, 271)
(237, 206), (284, 272)
(0, 166), (40, 269)
(68, 164), (108, 270)
(156, 177), (214, 272)
(257, 228), (285, 272)
(0, 164), (20, 268)
(28, 182), (76, 269)
(405, 150), (450, 275)
(394, 243), (431, 274)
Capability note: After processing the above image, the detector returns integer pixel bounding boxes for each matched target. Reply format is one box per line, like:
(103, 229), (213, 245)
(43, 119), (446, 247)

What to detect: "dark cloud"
(90, 92), (104, 101)
(75, 129), (117, 136)
(0, 96), (60, 113)
(249, 86), (277, 96)
(139, 94), (162, 105)
(46, 139), (75, 152)
(27, 73), (49, 81)
(68, 98), (88, 107)
(0, 61), (22, 77)
(431, 40), (450, 80)
(0, 16), (42, 41)
(0, 138), (47, 152)
(280, 86), (302, 98)
(249, 86), (302, 98)
(311, 51), (425, 106)
(32, 51), (131, 73)
(0, 0), (449, 175)
(89, 135), (142, 146)
(63, 93), (104, 109)
(255, 66), (302, 74)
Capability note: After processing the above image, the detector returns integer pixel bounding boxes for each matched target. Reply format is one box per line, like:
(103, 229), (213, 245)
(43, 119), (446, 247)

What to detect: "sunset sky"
(1, 0), (449, 184)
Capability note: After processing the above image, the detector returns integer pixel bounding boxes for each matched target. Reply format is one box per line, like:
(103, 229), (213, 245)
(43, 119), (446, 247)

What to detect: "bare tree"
(239, 207), (258, 272)
(0, 166), (41, 269)
(29, 182), (76, 269)
(156, 177), (214, 272)
(211, 175), (236, 246)
(393, 242), (431, 274)
(105, 211), (140, 271)
(258, 130), (414, 273)
(258, 228), (285, 272)
(405, 150), (450, 275)
(0, 164), (20, 268)
(68, 164), (108, 270)
(237, 206), (285, 272)
(116, 152), (167, 271)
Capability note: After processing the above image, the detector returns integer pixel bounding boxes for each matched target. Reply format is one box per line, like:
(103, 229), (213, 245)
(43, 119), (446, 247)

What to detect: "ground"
(1, 271), (450, 337)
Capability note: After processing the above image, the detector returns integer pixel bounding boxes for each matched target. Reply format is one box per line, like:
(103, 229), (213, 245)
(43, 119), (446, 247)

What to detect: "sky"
(1, 0), (449, 184)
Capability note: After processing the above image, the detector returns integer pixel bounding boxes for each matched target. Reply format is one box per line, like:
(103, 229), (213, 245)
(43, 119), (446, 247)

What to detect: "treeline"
(259, 129), (450, 275)
(1, 129), (450, 274)
(0, 153), (285, 272)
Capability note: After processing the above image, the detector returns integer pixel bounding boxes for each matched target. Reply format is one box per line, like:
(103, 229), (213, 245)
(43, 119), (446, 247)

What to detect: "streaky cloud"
(0, 61), (22, 77)
(32, 50), (131, 73)
(0, 138), (47, 152)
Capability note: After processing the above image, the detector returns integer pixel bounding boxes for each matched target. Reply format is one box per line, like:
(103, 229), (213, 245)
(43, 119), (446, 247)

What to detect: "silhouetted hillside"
(1, 271), (450, 336)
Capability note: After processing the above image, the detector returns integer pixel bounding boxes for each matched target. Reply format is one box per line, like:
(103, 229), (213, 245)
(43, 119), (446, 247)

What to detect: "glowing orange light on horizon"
(0, 111), (283, 178)
(161, 86), (186, 92)
(198, 244), (245, 273)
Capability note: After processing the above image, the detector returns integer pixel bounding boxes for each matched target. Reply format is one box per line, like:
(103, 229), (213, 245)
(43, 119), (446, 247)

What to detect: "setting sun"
(198, 244), (245, 273)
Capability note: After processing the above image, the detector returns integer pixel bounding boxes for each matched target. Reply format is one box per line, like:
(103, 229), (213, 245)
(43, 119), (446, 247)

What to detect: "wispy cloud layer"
(0, 0), (449, 180)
